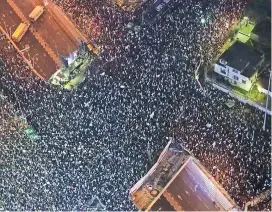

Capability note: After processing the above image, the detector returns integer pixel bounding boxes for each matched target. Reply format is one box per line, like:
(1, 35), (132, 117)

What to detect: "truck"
(29, 5), (44, 22)
(12, 22), (30, 42)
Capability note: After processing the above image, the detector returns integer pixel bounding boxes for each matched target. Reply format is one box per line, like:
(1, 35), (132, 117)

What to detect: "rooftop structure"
(130, 139), (239, 211)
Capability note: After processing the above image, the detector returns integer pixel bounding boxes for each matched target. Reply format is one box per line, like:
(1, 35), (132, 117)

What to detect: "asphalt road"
(0, 0), (57, 79)
(13, 0), (80, 57)
(151, 195), (175, 211)
(166, 166), (220, 211)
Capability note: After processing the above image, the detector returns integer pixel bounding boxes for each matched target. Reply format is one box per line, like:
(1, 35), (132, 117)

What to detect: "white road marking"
(197, 196), (202, 202)
(204, 204), (210, 209)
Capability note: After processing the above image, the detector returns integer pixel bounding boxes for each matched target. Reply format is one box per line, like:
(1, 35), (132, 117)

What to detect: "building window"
(233, 75), (239, 80)
(242, 79), (246, 84)
(220, 68), (226, 75)
(219, 59), (227, 65)
(233, 69), (239, 74)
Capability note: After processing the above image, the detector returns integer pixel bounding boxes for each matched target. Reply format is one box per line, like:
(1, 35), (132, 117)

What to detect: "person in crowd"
(0, 0), (270, 210)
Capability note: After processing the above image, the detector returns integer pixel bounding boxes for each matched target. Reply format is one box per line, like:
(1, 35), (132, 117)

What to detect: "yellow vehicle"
(29, 5), (44, 22)
(87, 43), (101, 55)
(12, 23), (30, 42)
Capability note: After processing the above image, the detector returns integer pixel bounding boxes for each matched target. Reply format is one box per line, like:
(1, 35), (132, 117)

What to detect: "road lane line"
(197, 196), (202, 202)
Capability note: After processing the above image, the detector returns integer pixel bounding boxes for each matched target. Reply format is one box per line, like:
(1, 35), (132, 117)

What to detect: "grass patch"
(248, 84), (266, 104)
(232, 85), (248, 95)
(239, 23), (255, 35)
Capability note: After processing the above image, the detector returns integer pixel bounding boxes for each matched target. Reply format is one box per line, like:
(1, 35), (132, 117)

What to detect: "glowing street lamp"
(201, 18), (206, 24)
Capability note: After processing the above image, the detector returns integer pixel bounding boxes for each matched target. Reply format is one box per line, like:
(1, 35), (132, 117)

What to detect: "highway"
(13, 0), (81, 56)
(151, 196), (175, 211)
(165, 166), (220, 211)
(0, 0), (57, 79)
(0, 0), (88, 80)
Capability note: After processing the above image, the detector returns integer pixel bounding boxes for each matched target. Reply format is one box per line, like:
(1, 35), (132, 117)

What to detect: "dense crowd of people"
(55, 0), (131, 47)
(249, 197), (272, 211)
(0, 0), (271, 210)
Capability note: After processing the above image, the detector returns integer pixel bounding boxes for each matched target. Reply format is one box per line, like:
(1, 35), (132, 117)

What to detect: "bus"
(12, 23), (30, 42)
(29, 5), (44, 22)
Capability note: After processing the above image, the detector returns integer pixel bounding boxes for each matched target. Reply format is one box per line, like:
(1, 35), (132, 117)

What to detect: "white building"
(214, 41), (264, 91)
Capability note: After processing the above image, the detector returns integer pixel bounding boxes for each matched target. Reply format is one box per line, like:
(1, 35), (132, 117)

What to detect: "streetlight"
(201, 18), (206, 24)
(263, 69), (271, 130)
(3, 21), (8, 36)
(9, 25), (15, 38)
(141, 10), (146, 25)
(32, 53), (38, 68)
(52, 39), (60, 60)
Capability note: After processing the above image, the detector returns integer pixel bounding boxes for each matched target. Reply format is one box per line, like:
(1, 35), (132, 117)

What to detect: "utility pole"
(12, 90), (23, 118)
(147, 140), (152, 161)
(32, 53), (38, 68)
(263, 69), (271, 130)
(195, 60), (204, 90)
(9, 25), (15, 38)
(3, 21), (8, 36)
(141, 10), (145, 25)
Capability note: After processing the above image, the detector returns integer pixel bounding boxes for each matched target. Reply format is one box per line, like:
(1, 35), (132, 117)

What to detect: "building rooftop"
(218, 41), (263, 78)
